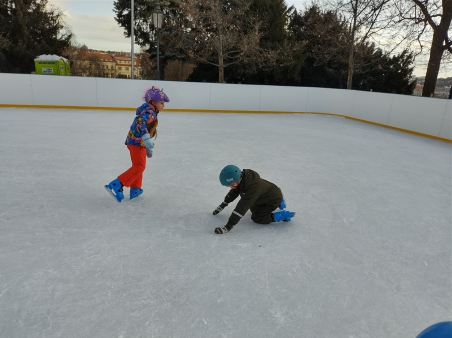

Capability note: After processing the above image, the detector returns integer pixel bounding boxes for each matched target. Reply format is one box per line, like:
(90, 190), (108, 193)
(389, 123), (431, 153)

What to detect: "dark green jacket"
(224, 169), (282, 227)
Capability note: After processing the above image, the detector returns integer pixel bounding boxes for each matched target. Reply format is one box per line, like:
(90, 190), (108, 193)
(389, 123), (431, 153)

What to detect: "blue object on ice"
(104, 178), (124, 202)
(272, 210), (295, 222)
(279, 199), (286, 210)
(416, 322), (452, 338)
(130, 188), (143, 200)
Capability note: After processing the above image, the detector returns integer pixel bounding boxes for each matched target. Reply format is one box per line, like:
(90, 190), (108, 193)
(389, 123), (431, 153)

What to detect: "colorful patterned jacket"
(125, 102), (158, 147)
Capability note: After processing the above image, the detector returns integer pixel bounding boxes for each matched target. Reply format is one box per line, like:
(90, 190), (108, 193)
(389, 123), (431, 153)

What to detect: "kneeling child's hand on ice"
(213, 202), (228, 215)
(214, 224), (233, 234)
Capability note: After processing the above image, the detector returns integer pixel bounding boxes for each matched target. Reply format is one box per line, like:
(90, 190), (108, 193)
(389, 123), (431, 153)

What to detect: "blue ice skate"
(279, 199), (286, 210)
(104, 178), (124, 202)
(272, 210), (296, 222)
(130, 188), (143, 200)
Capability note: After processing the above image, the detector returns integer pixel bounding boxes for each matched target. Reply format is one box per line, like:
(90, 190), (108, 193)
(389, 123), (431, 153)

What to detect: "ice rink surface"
(0, 108), (451, 338)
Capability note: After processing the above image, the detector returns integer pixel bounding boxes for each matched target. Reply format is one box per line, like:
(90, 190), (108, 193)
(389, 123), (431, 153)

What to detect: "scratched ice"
(0, 108), (450, 338)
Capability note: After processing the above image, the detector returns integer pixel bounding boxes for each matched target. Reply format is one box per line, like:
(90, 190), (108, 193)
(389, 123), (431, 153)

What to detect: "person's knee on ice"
(251, 215), (273, 224)
(250, 202), (281, 224)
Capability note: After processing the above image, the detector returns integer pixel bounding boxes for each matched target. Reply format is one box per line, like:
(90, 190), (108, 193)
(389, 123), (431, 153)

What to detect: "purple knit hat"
(143, 86), (170, 103)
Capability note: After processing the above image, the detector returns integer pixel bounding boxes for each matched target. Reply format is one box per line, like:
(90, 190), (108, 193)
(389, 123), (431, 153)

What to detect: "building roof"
(75, 51), (142, 66)
(78, 52), (116, 63)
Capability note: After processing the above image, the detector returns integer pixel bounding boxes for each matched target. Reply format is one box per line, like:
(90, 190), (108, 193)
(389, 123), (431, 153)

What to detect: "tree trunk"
(219, 55), (224, 83)
(347, 8), (358, 90)
(422, 27), (447, 97)
(421, 0), (452, 97)
(347, 43), (355, 89)
(216, 0), (225, 83)
(159, 59), (165, 80)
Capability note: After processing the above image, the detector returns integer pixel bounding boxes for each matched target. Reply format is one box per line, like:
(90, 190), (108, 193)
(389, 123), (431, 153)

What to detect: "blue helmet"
(219, 165), (242, 186)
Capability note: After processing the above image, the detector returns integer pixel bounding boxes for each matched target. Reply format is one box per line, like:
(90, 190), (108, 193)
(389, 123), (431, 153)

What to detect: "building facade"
(72, 51), (142, 79)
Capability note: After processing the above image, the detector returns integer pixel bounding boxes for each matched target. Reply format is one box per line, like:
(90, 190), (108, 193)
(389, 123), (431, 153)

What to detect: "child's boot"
(104, 178), (124, 202)
(130, 188), (143, 200)
(279, 199), (286, 210)
(272, 210), (296, 222)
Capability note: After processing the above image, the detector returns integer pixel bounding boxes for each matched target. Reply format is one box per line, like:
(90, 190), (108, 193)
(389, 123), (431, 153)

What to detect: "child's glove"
(146, 148), (153, 158)
(141, 133), (154, 149)
(215, 224), (233, 234)
(213, 202), (228, 215)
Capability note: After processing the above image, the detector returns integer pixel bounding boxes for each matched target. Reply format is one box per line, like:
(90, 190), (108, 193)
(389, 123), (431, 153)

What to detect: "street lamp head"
(152, 3), (164, 29)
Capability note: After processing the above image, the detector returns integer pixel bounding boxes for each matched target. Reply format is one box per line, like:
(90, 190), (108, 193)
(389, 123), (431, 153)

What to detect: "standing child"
(105, 86), (169, 202)
(212, 165), (296, 234)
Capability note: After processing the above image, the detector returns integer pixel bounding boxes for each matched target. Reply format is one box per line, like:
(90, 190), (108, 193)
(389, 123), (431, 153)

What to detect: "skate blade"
(104, 185), (121, 203)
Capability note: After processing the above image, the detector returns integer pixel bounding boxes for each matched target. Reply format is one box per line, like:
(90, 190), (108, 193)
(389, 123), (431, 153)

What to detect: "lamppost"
(131, 0), (135, 79)
(152, 3), (163, 80)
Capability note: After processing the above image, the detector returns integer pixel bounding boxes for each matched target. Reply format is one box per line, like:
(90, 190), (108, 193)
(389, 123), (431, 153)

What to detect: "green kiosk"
(34, 54), (70, 76)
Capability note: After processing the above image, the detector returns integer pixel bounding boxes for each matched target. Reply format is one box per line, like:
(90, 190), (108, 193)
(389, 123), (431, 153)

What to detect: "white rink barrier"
(0, 73), (450, 141)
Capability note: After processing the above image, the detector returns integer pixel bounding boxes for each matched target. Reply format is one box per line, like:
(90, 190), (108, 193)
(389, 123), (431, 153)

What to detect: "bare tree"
(165, 60), (196, 81)
(390, 0), (451, 97)
(334, 0), (393, 89)
(170, 0), (271, 83)
(63, 43), (88, 76)
(65, 45), (89, 76)
(62, 42), (83, 75)
(138, 51), (156, 80)
(67, 46), (107, 77)
(81, 55), (103, 77)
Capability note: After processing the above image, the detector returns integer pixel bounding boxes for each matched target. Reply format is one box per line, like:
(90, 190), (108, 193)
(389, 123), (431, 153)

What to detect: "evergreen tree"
(0, 0), (72, 73)
(354, 47), (416, 94)
(289, 6), (349, 88)
(290, 5), (415, 94)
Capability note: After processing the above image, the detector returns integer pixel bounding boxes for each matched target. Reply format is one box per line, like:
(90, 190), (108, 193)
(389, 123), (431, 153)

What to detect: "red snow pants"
(118, 145), (147, 188)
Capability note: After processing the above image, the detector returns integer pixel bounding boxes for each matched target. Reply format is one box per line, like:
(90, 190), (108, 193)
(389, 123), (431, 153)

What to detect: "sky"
(47, 0), (446, 78)
(0, 108), (450, 337)
(47, 0), (304, 52)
